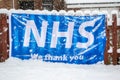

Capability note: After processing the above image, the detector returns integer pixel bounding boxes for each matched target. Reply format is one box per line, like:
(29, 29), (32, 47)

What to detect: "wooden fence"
(104, 14), (120, 65)
(0, 13), (120, 65)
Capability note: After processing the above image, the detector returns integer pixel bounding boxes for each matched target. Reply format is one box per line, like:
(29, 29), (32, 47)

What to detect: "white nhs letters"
(23, 20), (48, 47)
(23, 20), (94, 49)
(50, 22), (74, 48)
(77, 21), (94, 48)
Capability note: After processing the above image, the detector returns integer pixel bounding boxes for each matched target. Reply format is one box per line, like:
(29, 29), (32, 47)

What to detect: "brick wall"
(0, 0), (63, 10)
(0, 0), (13, 9)
(0, 0), (42, 10)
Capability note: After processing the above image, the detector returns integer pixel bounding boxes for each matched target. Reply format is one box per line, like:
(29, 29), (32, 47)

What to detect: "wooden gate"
(0, 14), (9, 62)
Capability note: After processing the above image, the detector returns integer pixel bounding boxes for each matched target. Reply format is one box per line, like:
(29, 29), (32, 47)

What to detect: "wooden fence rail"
(0, 13), (120, 65)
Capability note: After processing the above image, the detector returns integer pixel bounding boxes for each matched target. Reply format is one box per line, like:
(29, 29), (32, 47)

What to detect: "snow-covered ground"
(0, 58), (120, 80)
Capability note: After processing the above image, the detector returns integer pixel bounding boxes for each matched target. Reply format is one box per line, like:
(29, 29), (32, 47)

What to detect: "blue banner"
(10, 13), (106, 64)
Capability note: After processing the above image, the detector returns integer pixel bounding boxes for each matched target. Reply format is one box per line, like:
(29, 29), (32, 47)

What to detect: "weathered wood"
(112, 14), (118, 65)
(104, 14), (120, 65)
(0, 14), (8, 62)
(104, 19), (110, 64)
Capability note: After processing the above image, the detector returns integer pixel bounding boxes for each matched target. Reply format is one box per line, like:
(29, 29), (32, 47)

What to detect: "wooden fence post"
(0, 14), (8, 62)
(112, 14), (118, 65)
(104, 18), (110, 64)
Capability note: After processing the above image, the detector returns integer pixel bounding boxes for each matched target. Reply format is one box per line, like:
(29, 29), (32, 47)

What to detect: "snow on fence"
(0, 9), (120, 65)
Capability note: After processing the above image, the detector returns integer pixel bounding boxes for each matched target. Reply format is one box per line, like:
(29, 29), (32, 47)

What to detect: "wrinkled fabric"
(10, 13), (106, 64)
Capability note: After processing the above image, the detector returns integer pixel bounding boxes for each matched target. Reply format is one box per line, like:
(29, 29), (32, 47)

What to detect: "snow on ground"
(0, 58), (120, 80)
